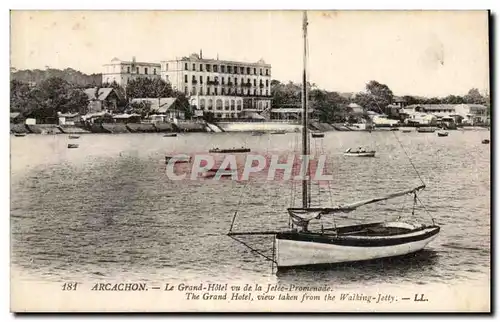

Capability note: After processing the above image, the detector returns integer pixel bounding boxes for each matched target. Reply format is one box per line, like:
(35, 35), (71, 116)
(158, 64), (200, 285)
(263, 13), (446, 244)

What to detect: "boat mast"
(301, 11), (309, 209)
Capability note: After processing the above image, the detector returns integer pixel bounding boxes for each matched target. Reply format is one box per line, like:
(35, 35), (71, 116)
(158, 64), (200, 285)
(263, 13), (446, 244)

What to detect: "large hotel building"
(102, 53), (272, 119)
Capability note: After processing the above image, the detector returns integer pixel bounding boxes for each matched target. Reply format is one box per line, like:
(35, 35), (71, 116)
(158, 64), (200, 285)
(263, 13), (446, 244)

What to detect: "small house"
(84, 87), (123, 113)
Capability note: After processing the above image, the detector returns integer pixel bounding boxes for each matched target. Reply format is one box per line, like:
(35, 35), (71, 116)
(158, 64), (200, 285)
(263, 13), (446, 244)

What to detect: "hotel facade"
(160, 52), (272, 119)
(102, 57), (161, 86)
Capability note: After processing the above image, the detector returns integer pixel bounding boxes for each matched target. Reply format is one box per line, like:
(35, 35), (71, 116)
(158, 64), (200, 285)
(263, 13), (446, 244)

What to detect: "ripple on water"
(10, 132), (490, 286)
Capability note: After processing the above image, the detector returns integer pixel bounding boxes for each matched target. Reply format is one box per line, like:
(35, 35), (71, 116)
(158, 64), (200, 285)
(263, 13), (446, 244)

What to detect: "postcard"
(10, 9), (491, 312)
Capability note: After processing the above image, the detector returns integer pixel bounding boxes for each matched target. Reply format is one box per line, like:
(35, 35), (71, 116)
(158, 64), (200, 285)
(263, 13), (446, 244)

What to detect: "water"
(10, 130), (490, 288)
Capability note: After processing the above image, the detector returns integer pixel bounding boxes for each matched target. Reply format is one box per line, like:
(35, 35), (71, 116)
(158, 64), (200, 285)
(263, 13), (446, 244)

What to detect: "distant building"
(401, 104), (488, 125)
(160, 52), (272, 119)
(84, 87), (123, 113)
(102, 57), (161, 86)
(130, 97), (186, 120)
(57, 112), (81, 125)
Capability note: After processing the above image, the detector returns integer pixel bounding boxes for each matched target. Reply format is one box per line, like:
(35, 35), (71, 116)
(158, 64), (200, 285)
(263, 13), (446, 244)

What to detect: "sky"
(10, 10), (490, 97)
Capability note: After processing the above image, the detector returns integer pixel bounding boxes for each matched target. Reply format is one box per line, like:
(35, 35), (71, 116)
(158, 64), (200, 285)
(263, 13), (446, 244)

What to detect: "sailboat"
(227, 12), (440, 269)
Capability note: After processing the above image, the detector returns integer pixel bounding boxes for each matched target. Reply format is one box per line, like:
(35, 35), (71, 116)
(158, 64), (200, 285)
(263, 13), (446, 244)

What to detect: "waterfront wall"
(217, 121), (302, 132)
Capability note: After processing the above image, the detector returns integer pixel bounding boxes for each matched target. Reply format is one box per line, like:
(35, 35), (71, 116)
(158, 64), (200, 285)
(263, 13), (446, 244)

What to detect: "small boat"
(482, 139), (490, 144)
(271, 130), (286, 135)
(165, 155), (191, 164)
(343, 148), (376, 157)
(14, 133), (26, 137)
(163, 133), (177, 137)
(437, 131), (449, 137)
(417, 127), (436, 133)
(252, 131), (265, 136)
(401, 129), (412, 133)
(67, 144), (79, 149)
(209, 147), (251, 153)
(311, 132), (324, 138)
(68, 135), (80, 139)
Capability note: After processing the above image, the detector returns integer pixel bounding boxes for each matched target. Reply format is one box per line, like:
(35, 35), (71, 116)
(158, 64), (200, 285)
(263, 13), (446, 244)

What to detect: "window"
(208, 99), (213, 110)
(216, 99), (222, 110)
(200, 76), (203, 84)
(221, 77), (225, 85)
(192, 87), (196, 95)
(221, 65), (225, 73)
(222, 88), (225, 95)
(184, 86), (188, 94)
(266, 69), (269, 75)
(253, 89), (256, 95)
(200, 64), (203, 71)
(237, 101), (242, 110)
(235, 78), (238, 85)
(231, 100), (235, 110)
(253, 79), (256, 86)
(185, 63), (188, 70)
(199, 88), (203, 95)
(228, 66), (232, 73)
(260, 68), (262, 75)
(166, 63), (169, 71)
(192, 63), (196, 71)
(127, 67), (130, 73)
(153, 68), (156, 75)
(192, 75), (196, 83)
(185, 74), (188, 83)
(214, 76), (219, 83)
(266, 89), (268, 96)
(206, 64), (211, 72)
(213, 65), (218, 72)
(136, 67), (140, 73)
(225, 100), (230, 110)
(215, 88), (218, 95)
(240, 67), (244, 74)
(207, 76), (210, 82)
(253, 68), (256, 75)
(200, 99), (206, 109)
(246, 67), (250, 74)
(145, 67), (148, 75)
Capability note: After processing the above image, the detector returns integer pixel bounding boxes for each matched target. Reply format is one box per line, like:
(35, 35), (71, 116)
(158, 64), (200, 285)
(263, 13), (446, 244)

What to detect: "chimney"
(199, 49), (203, 59)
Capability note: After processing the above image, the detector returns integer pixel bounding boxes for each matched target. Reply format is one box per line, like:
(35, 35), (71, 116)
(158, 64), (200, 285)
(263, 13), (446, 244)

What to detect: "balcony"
(207, 80), (219, 86)
(192, 80), (198, 84)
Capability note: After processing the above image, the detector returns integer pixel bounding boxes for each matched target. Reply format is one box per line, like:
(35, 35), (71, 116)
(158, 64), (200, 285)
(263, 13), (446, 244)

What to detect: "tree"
(364, 80), (394, 113)
(172, 91), (193, 119)
(310, 89), (349, 123)
(463, 88), (486, 104)
(10, 80), (31, 113)
(129, 100), (152, 117)
(125, 78), (173, 99)
(441, 95), (464, 104)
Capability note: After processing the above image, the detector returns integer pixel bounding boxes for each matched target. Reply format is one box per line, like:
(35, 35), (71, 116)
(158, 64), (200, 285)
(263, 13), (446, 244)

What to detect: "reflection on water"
(10, 131), (490, 286)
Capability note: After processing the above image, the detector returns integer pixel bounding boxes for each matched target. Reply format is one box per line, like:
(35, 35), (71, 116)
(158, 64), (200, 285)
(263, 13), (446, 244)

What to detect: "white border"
(3, 1), (497, 321)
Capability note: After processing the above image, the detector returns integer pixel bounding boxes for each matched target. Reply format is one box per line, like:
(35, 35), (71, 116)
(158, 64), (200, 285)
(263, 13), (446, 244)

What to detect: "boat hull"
(344, 152), (376, 157)
(275, 224), (439, 267)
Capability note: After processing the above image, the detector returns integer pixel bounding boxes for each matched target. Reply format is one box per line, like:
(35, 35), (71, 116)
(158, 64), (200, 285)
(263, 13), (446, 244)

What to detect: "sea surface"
(10, 129), (491, 288)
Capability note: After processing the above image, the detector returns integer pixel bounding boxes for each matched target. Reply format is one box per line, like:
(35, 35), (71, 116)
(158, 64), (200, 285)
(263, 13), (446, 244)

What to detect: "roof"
(130, 97), (179, 113)
(84, 87), (119, 101)
(10, 112), (20, 118)
(405, 104), (458, 111)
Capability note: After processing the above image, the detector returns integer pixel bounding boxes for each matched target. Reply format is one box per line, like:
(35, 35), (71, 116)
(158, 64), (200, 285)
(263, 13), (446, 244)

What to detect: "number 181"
(62, 282), (78, 291)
